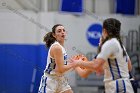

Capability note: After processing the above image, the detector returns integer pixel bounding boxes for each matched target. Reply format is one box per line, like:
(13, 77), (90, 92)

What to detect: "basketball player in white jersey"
(38, 24), (74, 93)
(70, 18), (134, 93)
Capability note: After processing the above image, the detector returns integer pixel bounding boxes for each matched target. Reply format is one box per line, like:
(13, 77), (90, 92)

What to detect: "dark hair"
(98, 18), (126, 56)
(43, 24), (63, 48)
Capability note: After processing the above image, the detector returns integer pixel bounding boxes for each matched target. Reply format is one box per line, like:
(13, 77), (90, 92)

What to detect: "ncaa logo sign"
(86, 24), (102, 47)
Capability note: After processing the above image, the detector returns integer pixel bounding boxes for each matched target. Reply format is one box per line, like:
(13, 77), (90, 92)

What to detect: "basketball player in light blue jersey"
(38, 24), (74, 93)
(70, 18), (134, 93)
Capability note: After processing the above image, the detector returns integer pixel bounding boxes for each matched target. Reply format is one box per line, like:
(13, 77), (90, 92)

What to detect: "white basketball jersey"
(97, 38), (130, 82)
(44, 41), (67, 75)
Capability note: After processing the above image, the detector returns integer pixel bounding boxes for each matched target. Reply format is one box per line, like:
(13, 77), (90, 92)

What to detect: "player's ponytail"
(43, 32), (56, 48)
(117, 37), (126, 56)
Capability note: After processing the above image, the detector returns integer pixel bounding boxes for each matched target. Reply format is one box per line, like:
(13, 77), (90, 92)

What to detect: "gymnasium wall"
(0, 11), (140, 93)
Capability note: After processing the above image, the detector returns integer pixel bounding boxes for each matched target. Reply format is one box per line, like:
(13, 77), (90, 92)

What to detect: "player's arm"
(70, 57), (104, 73)
(75, 67), (93, 78)
(71, 40), (116, 73)
(75, 58), (105, 73)
(75, 41), (112, 71)
(52, 45), (73, 73)
(128, 58), (132, 71)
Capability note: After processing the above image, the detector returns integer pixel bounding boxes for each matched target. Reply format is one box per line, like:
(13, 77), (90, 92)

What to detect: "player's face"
(53, 26), (66, 42)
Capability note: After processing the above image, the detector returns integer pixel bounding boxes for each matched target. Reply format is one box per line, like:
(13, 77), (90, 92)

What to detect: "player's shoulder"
(102, 38), (118, 49)
(105, 38), (118, 45)
(51, 44), (61, 49)
(51, 43), (61, 51)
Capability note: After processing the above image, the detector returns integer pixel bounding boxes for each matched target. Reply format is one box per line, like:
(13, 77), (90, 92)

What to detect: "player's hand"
(68, 55), (84, 67)
(68, 58), (81, 68)
(69, 54), (88, 69)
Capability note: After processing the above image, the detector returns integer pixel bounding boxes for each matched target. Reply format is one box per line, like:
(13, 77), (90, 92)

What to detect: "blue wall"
(0, 44), (48, 93)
